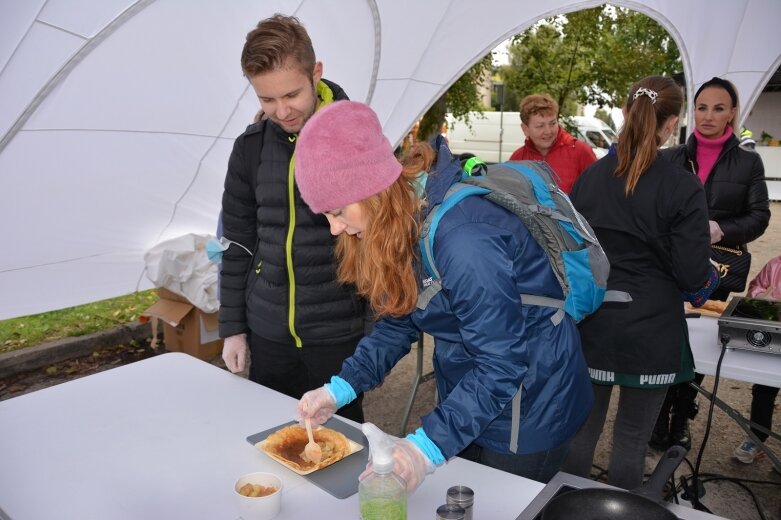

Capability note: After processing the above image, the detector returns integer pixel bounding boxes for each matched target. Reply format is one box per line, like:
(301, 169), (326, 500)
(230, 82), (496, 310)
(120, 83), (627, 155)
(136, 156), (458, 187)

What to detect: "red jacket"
(509, 127), (596, 193)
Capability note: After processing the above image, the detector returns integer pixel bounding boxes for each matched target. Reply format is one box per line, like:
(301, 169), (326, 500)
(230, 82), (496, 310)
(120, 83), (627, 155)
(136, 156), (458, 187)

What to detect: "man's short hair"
(519, 94), (559, 125)
(241, 14), (316, 78)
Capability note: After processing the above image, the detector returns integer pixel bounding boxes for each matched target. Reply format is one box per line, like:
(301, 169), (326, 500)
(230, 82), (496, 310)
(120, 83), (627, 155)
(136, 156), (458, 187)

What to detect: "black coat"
(662, 134), (770, 247)
(219, 80), (367, 345)
(570, 153), (712, 374)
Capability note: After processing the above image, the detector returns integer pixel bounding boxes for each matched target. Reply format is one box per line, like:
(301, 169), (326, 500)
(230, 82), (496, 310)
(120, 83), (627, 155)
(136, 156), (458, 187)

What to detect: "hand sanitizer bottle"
(359, 422), (407, 520)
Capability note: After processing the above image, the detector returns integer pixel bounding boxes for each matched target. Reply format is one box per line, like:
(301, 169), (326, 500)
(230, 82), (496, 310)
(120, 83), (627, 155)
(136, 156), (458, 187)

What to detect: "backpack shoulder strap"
(243, 120), (266, 193)
(416, 183), (490, 309)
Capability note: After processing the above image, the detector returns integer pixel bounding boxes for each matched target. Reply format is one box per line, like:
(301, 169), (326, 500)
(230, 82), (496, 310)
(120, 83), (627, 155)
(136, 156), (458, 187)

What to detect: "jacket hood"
(421, 134), (465, 220)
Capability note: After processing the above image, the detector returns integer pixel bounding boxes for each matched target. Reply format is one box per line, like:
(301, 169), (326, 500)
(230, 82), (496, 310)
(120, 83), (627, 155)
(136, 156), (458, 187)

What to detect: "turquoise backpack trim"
(417, 160), (630, 324)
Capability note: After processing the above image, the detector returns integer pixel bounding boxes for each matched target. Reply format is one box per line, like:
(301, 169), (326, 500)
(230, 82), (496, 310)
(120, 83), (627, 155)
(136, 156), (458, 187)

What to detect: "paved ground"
(1, 203), (779, 519)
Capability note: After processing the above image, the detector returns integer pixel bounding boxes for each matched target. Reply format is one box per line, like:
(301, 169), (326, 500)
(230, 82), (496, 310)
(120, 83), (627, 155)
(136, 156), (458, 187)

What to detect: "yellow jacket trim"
(285, 80), (336, 348)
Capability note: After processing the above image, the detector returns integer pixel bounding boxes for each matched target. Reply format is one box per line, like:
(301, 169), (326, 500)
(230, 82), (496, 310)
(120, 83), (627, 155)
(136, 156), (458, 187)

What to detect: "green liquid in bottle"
(359, 497), (407, 520)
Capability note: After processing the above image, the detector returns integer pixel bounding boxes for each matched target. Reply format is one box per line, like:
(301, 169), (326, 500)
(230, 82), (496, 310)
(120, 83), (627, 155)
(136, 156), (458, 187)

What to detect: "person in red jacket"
(510, 94), (596, 193)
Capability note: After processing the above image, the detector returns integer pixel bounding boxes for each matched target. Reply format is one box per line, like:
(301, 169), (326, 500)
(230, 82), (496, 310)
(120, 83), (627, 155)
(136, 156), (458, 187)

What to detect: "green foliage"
(500, 6), (681, 113)
(760, 130), (775, 145)
(418, 53), (495, 141)
(493, 83), (519, 113)
(0, 290), (158, 354)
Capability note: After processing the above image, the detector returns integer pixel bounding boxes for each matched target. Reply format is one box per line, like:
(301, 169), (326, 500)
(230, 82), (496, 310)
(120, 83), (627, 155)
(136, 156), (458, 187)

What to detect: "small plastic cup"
(234, 471), (283, 520)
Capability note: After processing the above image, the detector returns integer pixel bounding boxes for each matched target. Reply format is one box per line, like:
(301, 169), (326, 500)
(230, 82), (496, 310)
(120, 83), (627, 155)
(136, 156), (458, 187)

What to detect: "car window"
(586, 131), (609, 149)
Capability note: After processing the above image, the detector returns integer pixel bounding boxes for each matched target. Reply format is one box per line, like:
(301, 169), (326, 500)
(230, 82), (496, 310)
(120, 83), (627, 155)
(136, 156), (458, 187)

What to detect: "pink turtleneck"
(693, 126), (732, 185)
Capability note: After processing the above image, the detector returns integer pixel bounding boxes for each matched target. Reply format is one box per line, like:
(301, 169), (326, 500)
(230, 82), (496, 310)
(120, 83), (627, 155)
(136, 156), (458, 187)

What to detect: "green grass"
(0, 290), (159, 354)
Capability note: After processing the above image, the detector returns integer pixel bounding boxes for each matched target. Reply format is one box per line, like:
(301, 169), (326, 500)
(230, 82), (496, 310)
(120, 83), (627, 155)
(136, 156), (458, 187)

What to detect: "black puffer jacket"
(219, 80), (367, 346)
(662, 133), (770, 247)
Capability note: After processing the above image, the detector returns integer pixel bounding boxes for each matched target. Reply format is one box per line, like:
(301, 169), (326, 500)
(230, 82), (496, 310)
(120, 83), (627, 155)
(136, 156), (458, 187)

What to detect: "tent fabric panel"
(372, 79), (447, 146)
(158, 138), (236, 244)
(0, 22), (83, 141)
(219, 87), (261, 140)
(0, 0), (45, 72)
(39, 0), (136, 39)
(25, 2), (250, 137)
(296, 0), (376, 103)
(0, 253), (154, 320)
(0, 131), (214, 271)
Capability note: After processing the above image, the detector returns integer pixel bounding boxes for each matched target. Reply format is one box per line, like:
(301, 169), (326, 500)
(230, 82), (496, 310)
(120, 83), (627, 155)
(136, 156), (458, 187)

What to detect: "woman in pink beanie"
(295, 101), (592, 492)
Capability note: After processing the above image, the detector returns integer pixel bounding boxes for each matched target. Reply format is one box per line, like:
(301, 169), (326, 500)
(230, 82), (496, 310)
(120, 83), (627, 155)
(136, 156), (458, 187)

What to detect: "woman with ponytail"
(561, 76), (719, 489)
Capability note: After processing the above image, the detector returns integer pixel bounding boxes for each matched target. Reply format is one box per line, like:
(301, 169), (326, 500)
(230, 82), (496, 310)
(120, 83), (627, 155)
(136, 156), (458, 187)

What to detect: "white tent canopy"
(1, 0), (780, 320)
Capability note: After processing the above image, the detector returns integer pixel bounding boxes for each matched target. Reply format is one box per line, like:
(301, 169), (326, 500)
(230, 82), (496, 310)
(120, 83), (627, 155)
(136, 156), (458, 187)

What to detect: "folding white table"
(0, 352), (543, 520)
(687, 315), (780, 471)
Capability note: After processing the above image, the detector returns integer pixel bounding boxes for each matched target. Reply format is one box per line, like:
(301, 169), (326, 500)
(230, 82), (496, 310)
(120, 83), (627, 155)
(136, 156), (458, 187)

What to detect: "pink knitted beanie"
(296, 101), (402, 213)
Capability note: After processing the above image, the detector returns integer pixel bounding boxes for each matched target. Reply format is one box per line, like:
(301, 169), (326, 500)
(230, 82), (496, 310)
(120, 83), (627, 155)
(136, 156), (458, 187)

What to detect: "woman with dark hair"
(560, 76), (719, 489)
(291, 100), (593, 491)
(652, 77), (771, 451)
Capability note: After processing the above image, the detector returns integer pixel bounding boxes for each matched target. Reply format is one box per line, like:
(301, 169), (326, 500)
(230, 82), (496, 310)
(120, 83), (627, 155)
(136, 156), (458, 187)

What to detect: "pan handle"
(632, 445), (687, 502)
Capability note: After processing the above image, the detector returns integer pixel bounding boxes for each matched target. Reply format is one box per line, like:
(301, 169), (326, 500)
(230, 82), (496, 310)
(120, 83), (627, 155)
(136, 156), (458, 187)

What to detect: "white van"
(444, 112), (616, 162)
(570, 116), (618, 158)
(444, 112), (524, 163)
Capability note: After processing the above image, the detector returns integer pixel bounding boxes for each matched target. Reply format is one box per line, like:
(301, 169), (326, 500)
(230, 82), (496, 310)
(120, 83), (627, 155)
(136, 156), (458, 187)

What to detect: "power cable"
(687, 332), (730, 512)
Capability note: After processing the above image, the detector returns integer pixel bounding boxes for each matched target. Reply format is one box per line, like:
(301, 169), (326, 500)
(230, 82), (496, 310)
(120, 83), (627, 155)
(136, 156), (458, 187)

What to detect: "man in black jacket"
(218, 14), (367, 421)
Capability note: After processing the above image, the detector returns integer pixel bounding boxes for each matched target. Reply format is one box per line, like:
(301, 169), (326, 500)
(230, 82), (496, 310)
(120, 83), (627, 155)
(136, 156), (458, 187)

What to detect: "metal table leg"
(399, 336), (436, 436)
(691, 381), (781, 472)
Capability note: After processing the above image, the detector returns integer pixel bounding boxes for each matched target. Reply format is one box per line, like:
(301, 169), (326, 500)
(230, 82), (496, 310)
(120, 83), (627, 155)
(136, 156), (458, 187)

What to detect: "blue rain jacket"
(338, 137), (593, 459)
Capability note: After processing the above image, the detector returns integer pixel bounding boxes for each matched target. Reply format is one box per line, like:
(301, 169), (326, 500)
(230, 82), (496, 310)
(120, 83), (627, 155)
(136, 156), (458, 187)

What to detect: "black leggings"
(562, 384), (668, 490)
(750, 384), (779, 442)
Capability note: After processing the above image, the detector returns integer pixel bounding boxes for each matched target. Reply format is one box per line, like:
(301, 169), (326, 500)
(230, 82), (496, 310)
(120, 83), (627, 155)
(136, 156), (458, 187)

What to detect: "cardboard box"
(141, 288), (223, 361)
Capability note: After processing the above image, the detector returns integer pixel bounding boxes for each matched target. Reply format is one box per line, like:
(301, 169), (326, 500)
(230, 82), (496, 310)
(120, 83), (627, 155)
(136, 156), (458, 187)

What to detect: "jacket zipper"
(283, 84), (334, 348)
(287, 142), (303, 348)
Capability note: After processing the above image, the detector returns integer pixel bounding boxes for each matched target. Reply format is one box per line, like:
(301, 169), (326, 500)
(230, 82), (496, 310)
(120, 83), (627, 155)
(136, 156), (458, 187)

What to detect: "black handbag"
(711, 244), (752, 293)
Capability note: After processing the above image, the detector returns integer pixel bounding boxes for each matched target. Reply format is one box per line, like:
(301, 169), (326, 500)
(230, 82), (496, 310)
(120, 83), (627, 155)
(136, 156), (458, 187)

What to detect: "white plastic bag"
(144, 233), (219, 313)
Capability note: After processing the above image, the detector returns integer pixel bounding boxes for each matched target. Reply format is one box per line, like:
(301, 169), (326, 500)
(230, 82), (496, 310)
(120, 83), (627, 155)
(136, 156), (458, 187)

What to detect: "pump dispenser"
(359, 422), (407, 520)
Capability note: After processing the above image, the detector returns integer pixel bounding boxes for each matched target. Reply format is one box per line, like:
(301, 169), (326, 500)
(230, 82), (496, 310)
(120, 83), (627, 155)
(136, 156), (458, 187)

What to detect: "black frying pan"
(542, 445), (686, 520)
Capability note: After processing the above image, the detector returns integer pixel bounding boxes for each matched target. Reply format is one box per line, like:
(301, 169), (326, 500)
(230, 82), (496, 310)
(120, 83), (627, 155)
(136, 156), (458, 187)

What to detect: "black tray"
(246, 417), (369, 499)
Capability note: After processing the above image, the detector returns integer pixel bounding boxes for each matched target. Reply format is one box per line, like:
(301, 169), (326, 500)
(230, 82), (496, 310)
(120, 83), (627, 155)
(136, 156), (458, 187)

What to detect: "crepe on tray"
(257, 424), (359, 474)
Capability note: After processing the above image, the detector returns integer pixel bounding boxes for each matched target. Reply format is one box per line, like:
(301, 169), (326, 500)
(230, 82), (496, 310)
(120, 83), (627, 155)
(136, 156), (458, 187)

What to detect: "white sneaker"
(734, 438), (764, 464)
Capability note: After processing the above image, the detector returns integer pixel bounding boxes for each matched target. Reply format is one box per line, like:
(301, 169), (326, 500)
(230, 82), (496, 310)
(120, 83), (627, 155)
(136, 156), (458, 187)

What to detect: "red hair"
(334, 143), (435, 317)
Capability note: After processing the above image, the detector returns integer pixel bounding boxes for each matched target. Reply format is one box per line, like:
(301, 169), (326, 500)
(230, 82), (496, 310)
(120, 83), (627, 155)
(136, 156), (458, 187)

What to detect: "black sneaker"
(649, 418), (671, 451)
(670, 416), (692, 451)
